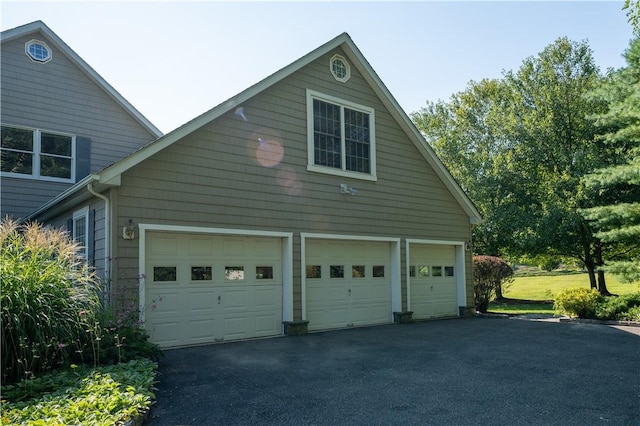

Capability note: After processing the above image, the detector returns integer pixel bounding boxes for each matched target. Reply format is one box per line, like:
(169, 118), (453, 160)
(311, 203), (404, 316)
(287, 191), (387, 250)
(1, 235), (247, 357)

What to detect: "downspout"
(87, 180), (111, 306)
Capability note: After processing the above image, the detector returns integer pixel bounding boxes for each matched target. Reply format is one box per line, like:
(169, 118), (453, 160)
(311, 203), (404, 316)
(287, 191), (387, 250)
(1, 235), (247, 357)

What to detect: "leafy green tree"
(581, 38), (640, 283)
(624, 0), (640, 34)
(413, 38), (617, 293)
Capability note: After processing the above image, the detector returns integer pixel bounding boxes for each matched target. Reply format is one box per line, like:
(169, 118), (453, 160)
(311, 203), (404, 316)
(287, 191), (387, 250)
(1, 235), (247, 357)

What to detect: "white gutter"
(87, 180), (111, 305)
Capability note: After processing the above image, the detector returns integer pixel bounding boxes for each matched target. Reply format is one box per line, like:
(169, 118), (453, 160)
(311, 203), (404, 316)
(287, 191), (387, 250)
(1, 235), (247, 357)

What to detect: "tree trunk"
(495, 281), (504, 300)
(595, 241), (612, 296)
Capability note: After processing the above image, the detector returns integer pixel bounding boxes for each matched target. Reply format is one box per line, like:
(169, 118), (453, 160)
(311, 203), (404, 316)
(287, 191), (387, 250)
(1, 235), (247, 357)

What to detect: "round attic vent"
(330, 54), (350, 83)
(25, 40), (52, 63)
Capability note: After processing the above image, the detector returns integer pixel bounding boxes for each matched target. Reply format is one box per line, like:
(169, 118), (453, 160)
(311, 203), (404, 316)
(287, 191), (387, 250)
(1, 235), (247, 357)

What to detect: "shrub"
(473, 256), (514, 313)
(554, 288), (601, 318)
(595, 293), (640, 321)
(620, 306), (640, 321)
(0, 220), (102, 384)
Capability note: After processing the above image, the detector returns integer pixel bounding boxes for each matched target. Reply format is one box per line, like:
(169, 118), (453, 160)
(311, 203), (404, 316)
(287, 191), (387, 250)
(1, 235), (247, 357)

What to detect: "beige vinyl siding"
(111, 48), (472, 317)
(1, 34), (157, 219)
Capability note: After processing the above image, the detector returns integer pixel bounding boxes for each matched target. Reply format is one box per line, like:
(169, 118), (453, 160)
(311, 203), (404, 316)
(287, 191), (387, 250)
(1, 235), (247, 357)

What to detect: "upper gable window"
(1, 125), (75, 182)
(306, 90), (376, 181)
(330, 54), (350, 83)
(25, 40), (52, 63)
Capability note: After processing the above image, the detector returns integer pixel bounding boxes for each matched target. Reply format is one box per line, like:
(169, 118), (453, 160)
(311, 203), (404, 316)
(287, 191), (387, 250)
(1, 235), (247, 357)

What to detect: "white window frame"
(330, 54), (350, 83)
(72, 207), (89, 258)
(25, 39), (52, 63)
(1, 124), (76, 183)
(306, 90), (377, 182)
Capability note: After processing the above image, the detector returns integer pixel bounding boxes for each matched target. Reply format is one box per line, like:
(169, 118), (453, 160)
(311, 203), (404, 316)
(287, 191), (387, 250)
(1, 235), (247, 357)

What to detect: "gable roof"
(1, 20), (163, 139)
(28, 32), (481, 224)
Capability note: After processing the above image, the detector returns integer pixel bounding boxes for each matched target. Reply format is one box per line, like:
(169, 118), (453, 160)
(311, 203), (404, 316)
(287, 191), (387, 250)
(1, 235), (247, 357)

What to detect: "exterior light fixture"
(123, 219), (135, 240)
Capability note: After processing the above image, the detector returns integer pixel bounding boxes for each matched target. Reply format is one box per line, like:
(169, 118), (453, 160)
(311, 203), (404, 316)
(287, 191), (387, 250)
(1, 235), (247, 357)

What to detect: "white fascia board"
(2, 21), (163, 139)
(23, 174), (99, 222)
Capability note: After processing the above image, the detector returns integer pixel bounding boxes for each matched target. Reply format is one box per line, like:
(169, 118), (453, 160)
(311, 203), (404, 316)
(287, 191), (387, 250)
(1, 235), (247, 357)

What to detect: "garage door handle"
(218, 295), (221, 304)
(348, 289), (351, 296)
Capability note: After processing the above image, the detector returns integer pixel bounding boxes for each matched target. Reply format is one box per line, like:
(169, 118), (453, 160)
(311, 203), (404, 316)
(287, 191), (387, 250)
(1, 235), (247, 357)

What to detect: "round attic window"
(330, 54), (350, 83)
(25, 40), (52, 63)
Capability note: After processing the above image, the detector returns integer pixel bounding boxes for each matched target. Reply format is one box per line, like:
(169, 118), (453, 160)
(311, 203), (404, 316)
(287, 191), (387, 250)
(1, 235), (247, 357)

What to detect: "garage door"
(305, 239), (392, 331)
(144, 232), (283, 348)
(409, 244), (458, 319)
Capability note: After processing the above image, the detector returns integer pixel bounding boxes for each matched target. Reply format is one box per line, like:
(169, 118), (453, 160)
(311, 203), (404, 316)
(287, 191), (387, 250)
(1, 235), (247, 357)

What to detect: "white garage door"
(305, 239), (392, 331)
(409, 244), (458, 319)
(144, 232), (283, 348)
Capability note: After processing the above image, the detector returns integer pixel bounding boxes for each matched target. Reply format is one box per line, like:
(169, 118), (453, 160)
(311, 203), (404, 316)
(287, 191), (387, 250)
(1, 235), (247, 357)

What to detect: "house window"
(306, 90), (376, 181)
(1, 125), (74, 182)
(330, 54), (350, 82)
(25, 40), (52, 63)
(72, 207), (89, 258)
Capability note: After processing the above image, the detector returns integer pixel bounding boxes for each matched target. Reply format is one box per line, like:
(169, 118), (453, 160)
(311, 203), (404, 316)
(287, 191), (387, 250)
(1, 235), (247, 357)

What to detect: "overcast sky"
(2, 1), (634, 134)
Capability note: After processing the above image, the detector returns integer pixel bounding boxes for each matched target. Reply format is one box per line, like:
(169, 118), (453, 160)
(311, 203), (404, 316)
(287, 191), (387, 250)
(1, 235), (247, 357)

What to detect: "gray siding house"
(28, 32), (481, 348)
(1, 21), (162, 220)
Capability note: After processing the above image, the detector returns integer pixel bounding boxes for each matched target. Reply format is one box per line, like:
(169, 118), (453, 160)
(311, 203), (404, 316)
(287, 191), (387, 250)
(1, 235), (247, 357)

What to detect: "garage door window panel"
(306, 265), (322, 279)
(352, 265), (365, 278)
(445, 266), (455, 277)
(330, 265), (344, 278)
(191, 266), (212, 281)
(256, 266), (274, 280)
(225, 266), (245, 281)
(154, 266), (177, 282)
(418, 266), (429, 277)
(373, 265), (385, 278)
(432, 266), (443, 277)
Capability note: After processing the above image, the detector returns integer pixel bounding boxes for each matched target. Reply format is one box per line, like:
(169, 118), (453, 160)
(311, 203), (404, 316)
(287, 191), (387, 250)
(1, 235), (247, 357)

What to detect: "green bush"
(473, 256), (514, 313)
(595, 293), (640, 321)
(620, 305), (640, 321)
(1, 220), (102, 384)
(0, 358), (157, 425)
(554, 288), (601, 318)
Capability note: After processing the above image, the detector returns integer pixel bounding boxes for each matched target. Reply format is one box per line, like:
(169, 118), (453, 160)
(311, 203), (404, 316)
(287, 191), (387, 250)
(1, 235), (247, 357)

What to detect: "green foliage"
(0, 219), (102, 384)
(553, 288), (602, 318)
(594, 293), (640, 321)
(473, 256), (514, 313)
(0, 359), (157, 426)
(580, 38), (640, 284)
(624, 0), (640, 35)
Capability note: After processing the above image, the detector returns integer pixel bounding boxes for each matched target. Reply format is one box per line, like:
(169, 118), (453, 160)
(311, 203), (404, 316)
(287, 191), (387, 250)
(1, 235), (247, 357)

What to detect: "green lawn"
(503, 273), (639, 300)
(488, 273), (640, 315)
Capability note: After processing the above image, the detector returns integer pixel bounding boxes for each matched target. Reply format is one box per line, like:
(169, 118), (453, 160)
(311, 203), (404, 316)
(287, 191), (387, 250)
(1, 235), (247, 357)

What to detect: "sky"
(1, 1), (634, 134)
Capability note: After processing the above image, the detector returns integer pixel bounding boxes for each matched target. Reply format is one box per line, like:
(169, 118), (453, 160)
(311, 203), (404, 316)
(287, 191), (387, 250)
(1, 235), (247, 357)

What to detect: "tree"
(624, 0), (640, 34)
(473, 256), (514, 313)
(580, 38), (640, 283)
(413, 38), (617, 294)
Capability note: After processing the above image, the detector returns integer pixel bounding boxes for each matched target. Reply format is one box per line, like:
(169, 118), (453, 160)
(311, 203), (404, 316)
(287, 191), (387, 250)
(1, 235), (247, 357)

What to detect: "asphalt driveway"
(145, 317), (639, 426)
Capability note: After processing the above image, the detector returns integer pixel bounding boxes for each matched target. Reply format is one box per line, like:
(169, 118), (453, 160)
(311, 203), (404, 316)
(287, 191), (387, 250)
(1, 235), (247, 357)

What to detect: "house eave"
(24, 174), (117, 223)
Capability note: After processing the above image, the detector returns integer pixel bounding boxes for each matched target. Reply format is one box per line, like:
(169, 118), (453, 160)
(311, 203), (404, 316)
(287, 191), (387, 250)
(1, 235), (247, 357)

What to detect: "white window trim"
(73, 206), (89, 258)
(1, 124), (76, 183)
(25, 39), (52, 63)
(329, 54), (350, 83)
(306, 89), (377, 182)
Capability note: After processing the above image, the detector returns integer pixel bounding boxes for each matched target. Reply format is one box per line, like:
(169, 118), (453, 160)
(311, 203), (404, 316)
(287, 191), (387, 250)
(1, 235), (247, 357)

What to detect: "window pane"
(73, 215), (87, 256)
(344, 108), (370, 173)
(154, 267), (177, 282)
(225, 266), (245, 280)
(409, 266), (416, 277)
(256, 266), (273, 279)
(313, 99), (342, 169)
(1, 150), (33, 174)
(432, 266), (443, 277)
(373, 265), (385, 278)
(1, 127), (33, 150)
(191, 266), (212, 280)
(445, 266), (455, 277)
(352, 265), (365, 278)
(41, 133), (72, 156)
(418, 266), (429, 277)
(40, 155), (71, 178)
(306, 265), (321, 279)
(330, 265), (344, 278)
